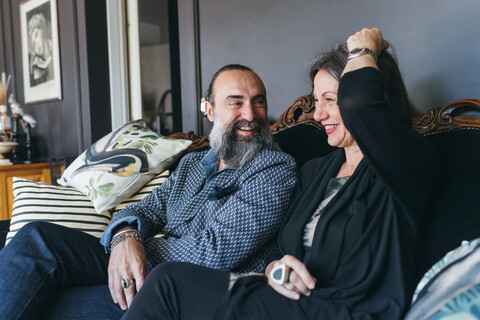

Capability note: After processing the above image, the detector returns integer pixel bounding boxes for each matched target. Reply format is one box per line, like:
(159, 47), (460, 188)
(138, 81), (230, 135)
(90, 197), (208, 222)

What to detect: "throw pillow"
(111, 170), (170, 215)
(412, 238), (480, 303)
(6, 178), (112, 246)
(426, 283), (480, 320)
(406, 238), (480, 320)
(58, 120), (191, 213)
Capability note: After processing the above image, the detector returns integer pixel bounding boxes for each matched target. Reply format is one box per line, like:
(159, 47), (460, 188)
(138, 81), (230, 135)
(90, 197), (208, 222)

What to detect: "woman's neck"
(337, 144), (364, 178)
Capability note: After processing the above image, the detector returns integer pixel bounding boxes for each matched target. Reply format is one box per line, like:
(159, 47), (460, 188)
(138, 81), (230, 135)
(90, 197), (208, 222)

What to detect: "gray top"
(303, 175), (349, 257)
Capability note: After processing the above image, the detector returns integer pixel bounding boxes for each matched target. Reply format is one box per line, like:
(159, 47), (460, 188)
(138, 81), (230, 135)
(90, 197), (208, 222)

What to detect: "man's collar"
(200, 149), (220, 177)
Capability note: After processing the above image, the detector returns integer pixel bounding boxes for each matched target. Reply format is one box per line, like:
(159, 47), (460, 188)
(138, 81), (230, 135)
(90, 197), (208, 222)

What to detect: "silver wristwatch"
(348, 47), (378, 61)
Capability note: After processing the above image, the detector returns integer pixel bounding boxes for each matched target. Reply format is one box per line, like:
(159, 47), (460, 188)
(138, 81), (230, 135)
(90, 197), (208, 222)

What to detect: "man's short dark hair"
(204, 64), (253, 107)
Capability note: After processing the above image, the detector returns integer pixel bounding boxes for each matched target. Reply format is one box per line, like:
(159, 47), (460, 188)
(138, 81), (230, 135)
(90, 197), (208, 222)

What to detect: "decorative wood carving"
(412, 99), (480, 135)
(168, 131), (210, 152)
(270, 95), (323, 134)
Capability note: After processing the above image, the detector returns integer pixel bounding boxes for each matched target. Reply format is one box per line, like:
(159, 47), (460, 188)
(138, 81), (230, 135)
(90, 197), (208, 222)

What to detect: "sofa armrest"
(0, 219), (10, 250)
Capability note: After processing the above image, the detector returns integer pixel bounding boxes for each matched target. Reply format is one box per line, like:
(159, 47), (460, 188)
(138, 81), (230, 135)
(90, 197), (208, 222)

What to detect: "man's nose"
(241, 103), (256, 121)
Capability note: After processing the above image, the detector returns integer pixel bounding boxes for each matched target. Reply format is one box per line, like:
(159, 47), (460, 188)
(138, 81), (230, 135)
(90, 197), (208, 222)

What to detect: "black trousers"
(121, 262), (339, 320)
(122, 262), (230, 320)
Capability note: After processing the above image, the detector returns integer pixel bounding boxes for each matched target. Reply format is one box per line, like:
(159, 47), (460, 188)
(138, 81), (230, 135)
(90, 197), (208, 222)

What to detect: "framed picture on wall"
(20, 0), (62, 104)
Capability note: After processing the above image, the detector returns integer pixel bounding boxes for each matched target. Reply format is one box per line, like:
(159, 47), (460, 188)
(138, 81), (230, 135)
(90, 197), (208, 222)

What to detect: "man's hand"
(108, 237), (149, 310)
(265, 255), (316, 300)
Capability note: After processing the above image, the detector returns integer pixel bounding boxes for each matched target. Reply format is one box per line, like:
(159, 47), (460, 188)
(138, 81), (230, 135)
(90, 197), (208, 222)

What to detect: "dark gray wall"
(0, 2), (5, 73)
(0, 0), (110, 161)
(183, 0), (480, 132)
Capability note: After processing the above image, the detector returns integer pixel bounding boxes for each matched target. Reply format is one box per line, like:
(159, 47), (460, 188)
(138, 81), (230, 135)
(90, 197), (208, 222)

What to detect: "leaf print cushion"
(58, 120), (192, 213)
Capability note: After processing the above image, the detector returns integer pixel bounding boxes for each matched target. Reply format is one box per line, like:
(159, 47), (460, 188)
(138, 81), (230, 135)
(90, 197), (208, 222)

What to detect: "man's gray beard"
(209, 118), (276, 169)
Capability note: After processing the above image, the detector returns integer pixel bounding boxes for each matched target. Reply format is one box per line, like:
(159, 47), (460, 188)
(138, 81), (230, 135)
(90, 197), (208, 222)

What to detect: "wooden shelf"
(0, 163), (51, 220)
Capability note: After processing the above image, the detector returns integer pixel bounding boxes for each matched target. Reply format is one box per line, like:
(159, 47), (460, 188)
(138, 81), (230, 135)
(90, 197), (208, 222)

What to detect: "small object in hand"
(270, 264), (291, 285)
(121, 278), (133, 289)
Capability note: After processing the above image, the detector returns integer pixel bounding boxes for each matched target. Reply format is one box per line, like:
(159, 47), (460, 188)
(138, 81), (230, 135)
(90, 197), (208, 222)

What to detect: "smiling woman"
(312, 70), (350, 148)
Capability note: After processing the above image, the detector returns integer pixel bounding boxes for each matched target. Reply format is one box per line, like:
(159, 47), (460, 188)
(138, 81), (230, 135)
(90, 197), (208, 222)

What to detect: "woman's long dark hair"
(309, 42), (414, 127)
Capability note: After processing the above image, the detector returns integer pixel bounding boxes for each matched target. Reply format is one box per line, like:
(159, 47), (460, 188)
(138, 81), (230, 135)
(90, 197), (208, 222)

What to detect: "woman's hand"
(265, 255), (316, 300)
(343, 27), (390, 75)
(108, 238), (149, 310)
(346, 27), (389, 55)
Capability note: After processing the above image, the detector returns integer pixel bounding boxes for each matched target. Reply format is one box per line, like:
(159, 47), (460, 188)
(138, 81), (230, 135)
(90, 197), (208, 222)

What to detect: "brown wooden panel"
(0, 172), (8, 220)
(0, 163), (51, 219)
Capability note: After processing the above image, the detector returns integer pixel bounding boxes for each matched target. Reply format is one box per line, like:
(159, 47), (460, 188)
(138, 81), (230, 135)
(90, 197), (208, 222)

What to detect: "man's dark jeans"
(0, 221), (124, 319)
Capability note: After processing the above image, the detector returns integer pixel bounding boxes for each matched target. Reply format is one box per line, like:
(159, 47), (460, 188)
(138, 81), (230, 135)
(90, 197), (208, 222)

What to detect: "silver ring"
(121, 278), (131, 289)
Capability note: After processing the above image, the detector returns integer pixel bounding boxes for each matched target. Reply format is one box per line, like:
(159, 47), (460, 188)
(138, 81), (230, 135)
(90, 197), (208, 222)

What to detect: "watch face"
(348, 47), (377, 61)
(350, 48), (365, 54)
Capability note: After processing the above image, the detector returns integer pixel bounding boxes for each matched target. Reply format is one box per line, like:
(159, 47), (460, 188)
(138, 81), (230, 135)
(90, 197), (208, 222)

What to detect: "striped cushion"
(6, 170), (170, 246)
(111, 170), (170, 215)
(6, 178), (112, 245)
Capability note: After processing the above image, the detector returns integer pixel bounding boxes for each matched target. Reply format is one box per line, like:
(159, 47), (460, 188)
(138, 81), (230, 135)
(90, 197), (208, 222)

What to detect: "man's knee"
(13, 221), (52, 241)
(12, 222), (69, 250)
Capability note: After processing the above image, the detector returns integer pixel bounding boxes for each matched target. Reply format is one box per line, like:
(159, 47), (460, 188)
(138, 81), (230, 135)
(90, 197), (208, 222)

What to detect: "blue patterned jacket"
(101, 148), (297, 273)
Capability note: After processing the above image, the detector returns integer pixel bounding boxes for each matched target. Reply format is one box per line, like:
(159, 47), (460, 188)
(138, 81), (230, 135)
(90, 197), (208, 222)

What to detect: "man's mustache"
(232, 119), (265, 130)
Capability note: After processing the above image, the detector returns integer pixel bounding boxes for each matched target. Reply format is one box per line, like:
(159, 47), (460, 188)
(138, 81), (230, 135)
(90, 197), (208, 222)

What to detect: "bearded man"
(0, 64), (297, 318)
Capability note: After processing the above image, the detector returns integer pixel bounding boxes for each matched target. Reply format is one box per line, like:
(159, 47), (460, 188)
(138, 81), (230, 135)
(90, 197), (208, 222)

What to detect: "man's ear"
(205, 101), (215, 122)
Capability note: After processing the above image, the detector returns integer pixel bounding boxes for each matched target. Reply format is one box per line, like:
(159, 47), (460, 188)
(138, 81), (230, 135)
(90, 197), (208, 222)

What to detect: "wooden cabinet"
(0, 163), (51, 220)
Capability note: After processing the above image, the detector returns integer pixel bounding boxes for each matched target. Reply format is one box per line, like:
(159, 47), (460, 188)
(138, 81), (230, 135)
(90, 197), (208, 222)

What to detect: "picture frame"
(20, 0), (62, 104)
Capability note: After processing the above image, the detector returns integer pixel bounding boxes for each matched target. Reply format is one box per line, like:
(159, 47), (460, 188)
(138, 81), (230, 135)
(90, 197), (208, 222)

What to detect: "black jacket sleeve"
(338, 67), (437, 213)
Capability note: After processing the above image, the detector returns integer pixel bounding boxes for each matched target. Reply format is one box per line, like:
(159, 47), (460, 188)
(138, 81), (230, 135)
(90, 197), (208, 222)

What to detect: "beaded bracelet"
(109, 230), (142, 253)
(113, 228), (138, 238)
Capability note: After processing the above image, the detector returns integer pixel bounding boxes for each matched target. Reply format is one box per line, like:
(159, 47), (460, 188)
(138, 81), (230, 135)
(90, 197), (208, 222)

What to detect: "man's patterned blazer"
(101, 148), (297, 273)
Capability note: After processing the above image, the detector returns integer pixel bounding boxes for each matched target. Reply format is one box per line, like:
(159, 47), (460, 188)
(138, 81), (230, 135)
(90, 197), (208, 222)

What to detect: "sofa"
(0, 96), (479, 318)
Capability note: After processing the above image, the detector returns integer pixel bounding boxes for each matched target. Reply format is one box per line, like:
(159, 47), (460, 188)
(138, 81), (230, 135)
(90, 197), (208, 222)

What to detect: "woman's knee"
(147, 262), (187, 283)
(143, 262), (203, 296)
(145, 262), (228, 295)
(147, 262), (214, 282)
